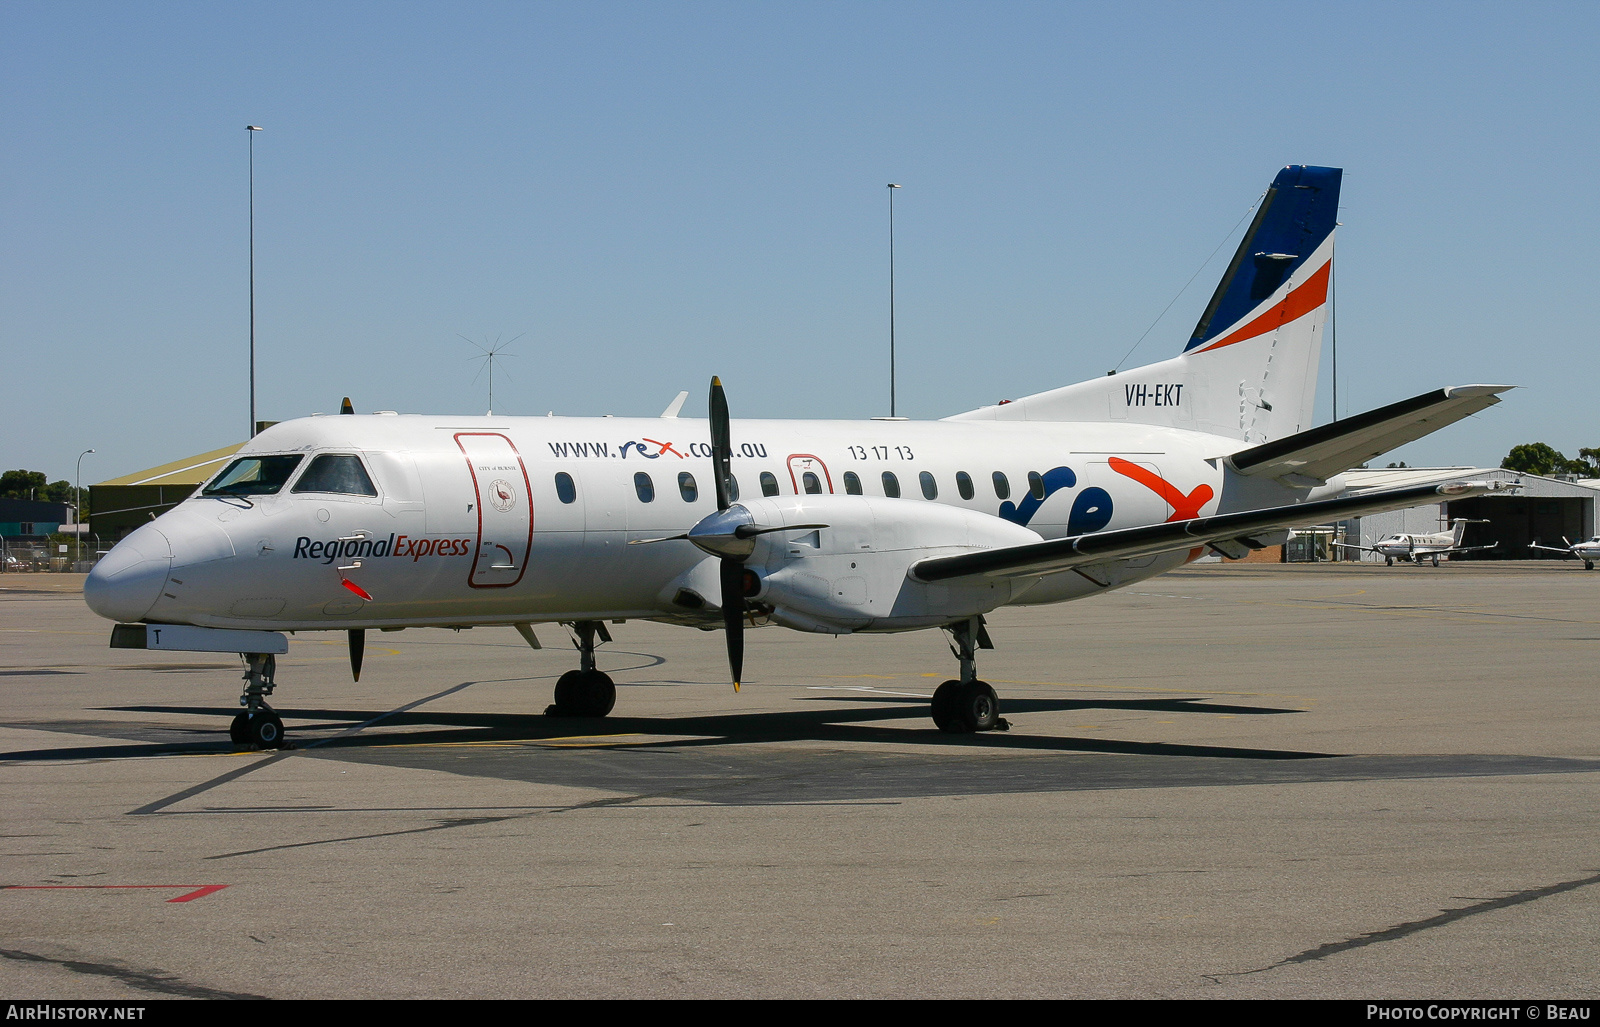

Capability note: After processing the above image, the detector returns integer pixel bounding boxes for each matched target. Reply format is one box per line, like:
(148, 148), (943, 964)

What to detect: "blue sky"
(4, 1), (1596, 484)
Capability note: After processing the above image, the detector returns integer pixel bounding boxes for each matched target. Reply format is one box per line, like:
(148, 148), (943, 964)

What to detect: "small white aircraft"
(85, 165), (1515, 747)
(1528, 537), (1600, 570)
(1337, 518), (1497, 566)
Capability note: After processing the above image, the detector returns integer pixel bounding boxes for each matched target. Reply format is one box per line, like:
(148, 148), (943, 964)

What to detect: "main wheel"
(1385, 556), (1393, 566)
(549, 669), (616, 717)
(931, 679), (964, 732)
(229, 713), (250, 746)
(955, 680), (1001, 733)
(1432, 555), (1440, 567)
(1586, 561), (1594, 571)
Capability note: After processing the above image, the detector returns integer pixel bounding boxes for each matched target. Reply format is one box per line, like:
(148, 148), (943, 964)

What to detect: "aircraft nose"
(84, 523), (172, 622)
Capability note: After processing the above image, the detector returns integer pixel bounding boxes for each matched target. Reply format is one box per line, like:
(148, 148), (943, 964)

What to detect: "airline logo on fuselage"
(293, 533), (472, 564)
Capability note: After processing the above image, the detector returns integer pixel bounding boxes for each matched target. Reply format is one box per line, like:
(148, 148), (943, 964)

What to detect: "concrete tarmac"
(1, 562), (1596, 999)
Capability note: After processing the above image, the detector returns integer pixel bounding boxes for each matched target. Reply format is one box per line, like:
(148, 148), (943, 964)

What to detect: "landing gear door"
(786, 454), (834, 495)
(454, 432), (533, 589)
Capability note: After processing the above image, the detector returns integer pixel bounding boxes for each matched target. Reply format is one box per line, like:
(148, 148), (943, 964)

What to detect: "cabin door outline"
(454, 432), (534, 588)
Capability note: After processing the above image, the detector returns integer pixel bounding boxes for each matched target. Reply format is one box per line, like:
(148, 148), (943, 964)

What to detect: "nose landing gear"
(230, 653), (287, 748)
(546, 620), (616, 718)
(931, 617), (1008, 734)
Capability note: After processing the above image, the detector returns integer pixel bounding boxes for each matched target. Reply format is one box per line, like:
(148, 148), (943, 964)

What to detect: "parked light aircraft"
(85, 165), (1516, 747)
(1336, 518), (1497, 566)
(1528, 537), (1600, 570)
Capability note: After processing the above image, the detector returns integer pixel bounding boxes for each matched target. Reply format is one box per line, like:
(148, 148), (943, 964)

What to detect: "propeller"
(709, 377), (745, 691)
(627, 377), (826, 692)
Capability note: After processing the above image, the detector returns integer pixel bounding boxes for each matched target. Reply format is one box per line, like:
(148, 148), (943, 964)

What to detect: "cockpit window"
(203, 455), (304, 496)
(291, 454), (379, 497)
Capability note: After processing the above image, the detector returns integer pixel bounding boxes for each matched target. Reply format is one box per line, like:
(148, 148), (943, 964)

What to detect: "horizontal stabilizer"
(911, 481), (1505, 583)
(1227, 385), (1513, 485)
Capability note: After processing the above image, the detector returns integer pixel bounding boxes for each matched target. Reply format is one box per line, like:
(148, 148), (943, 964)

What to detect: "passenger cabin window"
(802, 471), (823, 495)
(843, 471), (862, 495)
(881, 471), (901, 498)
(554, 472), (577, 504)
(634, 472), (655, 503)
(203, 455), (304, 497)
(678, 472), (698, 503)
(955, 471), (974, 501)
(1027, 471), (1046, 501)
(919, 471), (938, 500)
(760, 471), (780, 497)
(291, 454), (378, 497)
(727, 474), (740, 502)
(992, 471), (1010, 500)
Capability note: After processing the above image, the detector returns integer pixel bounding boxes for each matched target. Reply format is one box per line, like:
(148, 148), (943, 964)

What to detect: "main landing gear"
(230, 653), (286, 749)
(546, 620), (616, 718)
(931, 617), (1009, 734)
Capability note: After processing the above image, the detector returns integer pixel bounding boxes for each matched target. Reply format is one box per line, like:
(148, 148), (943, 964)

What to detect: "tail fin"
(947, 165), (1343, 444)
(1450, 519), (1469, 546)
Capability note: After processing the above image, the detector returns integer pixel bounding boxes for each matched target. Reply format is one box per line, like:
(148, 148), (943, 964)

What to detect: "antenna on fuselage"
(461, 334), (522, 415)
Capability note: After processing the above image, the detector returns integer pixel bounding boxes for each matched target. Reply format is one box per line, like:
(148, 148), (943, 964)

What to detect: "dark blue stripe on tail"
(1184, 165), (1342, 353)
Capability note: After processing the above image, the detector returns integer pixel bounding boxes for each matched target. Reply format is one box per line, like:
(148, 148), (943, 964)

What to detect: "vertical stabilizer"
(947, 165), (1343, 444)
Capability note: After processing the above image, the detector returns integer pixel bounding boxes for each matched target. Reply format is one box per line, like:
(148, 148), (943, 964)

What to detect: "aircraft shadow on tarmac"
(5, 691), (1327, 763)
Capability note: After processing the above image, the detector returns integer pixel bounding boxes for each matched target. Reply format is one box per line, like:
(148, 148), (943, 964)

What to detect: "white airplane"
(1528, 537), (1600, 570)
(85, 165), (1516, 748)
(1336, 518), (1498, 566)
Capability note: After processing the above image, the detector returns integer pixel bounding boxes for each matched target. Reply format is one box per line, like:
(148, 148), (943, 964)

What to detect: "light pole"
(887, 183), (901, 417)
(75, 449), (94, 565)
(247, 125), (263, 438)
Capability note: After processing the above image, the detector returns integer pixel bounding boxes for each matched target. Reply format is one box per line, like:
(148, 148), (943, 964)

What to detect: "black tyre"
(550, 669), (616, 717)
(931, 679), (964, 732)
(1586, 561), (1594, 571)
(247, 711), (285, 749)
(1432, 555), (1440, 567)
(1385, 557), (1393, 566)
(228, 713), (250, 746)
(956, 681), (1000, 732)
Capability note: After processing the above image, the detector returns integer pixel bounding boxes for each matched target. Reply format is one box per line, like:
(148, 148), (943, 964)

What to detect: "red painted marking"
(1185, 545), (1207, 564)
(642, 437), (683, 459)
(3, 884), (229, 903)
(340, 577), (374, 602)
(1197, 260), (1330, 353)
(1108, 457), (1214, 522)
(785, 454), (835, 494)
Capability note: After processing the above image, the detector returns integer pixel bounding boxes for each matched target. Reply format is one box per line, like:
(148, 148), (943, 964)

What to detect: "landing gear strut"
(931, 616), (1008, 734)
(230, 653), (286, 749)
(547, 620), (616, 718)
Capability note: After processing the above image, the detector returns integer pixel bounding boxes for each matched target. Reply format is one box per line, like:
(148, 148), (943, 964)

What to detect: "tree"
(0, 470), (77, 507)
(1501, 443), (1600, 478)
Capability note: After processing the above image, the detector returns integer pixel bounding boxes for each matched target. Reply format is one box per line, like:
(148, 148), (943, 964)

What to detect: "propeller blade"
(719, 557), (745, 692)
(710, 376), (732, 511)
(348, 628), (365, 682)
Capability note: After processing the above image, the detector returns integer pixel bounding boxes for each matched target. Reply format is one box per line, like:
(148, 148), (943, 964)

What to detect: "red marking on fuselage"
(1108, 457), (1214, 521)
(3, 884), (229, 903)
(340, 578), (374, 602)
(642, 438), (683, 458)
(1196, 260), (1330, 353)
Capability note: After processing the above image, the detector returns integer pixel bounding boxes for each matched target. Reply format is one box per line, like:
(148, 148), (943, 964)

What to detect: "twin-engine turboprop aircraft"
(85, 165), (1515, 747)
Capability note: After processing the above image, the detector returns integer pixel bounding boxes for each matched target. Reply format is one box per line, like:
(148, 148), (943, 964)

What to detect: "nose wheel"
(232, 653), (288, 749)
(933, 617), (1008, 734)
(546, 621), (617, 718)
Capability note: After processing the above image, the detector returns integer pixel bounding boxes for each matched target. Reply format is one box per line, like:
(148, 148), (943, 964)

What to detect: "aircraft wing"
(1528, 542), (1576, 555)
(911, 481), (1499, 583)
(1226, 385), (1513, 486)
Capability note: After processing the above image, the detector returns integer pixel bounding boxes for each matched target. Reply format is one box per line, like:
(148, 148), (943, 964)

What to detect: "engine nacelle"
(729, 495), (1042, 633)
